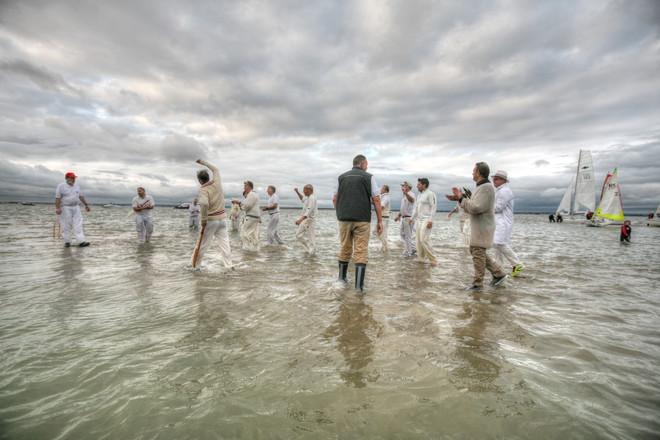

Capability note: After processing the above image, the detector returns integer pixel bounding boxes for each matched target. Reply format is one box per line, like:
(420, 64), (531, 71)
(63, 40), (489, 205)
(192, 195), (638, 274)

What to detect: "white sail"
(650, 204), (660, 227)
(593, 168), (624, 223)
(573, 150), (596, 213)
(556, 176), (575, 215)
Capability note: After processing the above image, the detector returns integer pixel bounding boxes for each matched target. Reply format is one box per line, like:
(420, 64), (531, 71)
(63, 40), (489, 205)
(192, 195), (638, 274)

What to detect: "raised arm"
(196, 159), (220, 183)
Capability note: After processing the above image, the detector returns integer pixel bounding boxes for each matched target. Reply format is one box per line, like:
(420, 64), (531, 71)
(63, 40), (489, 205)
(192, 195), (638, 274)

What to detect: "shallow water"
(1, 205), (659, 439)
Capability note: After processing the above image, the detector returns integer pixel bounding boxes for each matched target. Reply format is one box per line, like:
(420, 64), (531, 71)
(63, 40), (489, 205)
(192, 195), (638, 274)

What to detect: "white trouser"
(296, 218), (316, 255)
(189, 215), (200, 229)
(240, 216), (260, 251)
(459, 218), (470, 246)
(400, 217), (416, 256)
(60, 205), (85, 243)
(415, 219), (437, 263)
(230, 216), (240, 232)
(374, 217), (389, 252)
(136, 214), (153, 243)
(266, 213), (283, 244)
(494, 243), (521, 267)
(191, 220), (232, 268)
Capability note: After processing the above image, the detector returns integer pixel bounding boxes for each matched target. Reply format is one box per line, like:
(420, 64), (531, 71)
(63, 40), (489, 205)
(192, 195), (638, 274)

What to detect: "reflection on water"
(1, 205), (660, 439)
(450, 293), (508, 393)
(179, 280), (230, 348)
(324, 296), (383, 388)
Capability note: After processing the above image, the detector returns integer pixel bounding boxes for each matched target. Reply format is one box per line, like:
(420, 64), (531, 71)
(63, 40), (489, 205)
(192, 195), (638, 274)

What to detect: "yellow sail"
(593, 169), (625, 223)
(594, 207), (624, 222)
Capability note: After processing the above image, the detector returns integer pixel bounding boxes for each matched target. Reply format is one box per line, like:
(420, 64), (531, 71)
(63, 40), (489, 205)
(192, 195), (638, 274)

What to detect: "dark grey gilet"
(336, 167), (373, 222)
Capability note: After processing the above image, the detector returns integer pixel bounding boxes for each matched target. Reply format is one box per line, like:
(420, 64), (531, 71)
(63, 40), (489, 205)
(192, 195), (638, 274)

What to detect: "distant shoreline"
(1, 201), (653, 216)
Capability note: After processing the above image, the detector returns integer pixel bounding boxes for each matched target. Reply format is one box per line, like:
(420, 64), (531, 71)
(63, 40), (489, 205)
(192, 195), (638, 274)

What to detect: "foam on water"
(1, 204), (659, 439)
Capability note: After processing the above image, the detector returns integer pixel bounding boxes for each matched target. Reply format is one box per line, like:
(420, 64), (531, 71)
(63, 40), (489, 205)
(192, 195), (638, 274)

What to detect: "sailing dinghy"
(648, 204), (660, 227)
(587, 168), (625, 227)
(556, 150), (596, 222)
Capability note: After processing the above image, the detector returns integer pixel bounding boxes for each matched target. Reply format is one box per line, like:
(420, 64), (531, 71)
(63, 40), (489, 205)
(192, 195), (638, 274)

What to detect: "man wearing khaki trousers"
(333, 154), (383, 293)
(447, 162), (507, 290)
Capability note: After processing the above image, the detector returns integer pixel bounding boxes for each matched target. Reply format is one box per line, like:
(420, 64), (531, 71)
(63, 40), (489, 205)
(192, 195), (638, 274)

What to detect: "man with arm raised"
(190, 159), (232, 269)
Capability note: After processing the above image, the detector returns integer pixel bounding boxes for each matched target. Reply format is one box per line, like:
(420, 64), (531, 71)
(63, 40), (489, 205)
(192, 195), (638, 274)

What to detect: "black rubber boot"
(338, 261), (349, 282)
(355, 263), (366, 293)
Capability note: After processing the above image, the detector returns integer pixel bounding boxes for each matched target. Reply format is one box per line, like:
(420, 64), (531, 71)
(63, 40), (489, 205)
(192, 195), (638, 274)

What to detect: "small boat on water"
(555, 149), (596, 223)
(647, 204), (660, 227)
(103, 203), (120, 208)
(20, 202), (35, 206)
(587, 168), (625, 227)
(174, 202), (190, 209)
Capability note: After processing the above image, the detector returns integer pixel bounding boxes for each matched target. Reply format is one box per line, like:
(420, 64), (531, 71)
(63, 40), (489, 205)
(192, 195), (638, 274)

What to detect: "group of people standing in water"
(54, 154), (525, 292)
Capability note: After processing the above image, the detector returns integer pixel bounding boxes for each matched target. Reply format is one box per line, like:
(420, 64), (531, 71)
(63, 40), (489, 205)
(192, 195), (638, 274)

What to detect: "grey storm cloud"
(160, 134), (207, 162)
(0, 0), (659, 212)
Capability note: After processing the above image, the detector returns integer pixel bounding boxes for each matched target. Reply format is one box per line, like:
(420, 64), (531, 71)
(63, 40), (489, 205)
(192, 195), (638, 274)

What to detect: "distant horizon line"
(1, 201), (654, 216)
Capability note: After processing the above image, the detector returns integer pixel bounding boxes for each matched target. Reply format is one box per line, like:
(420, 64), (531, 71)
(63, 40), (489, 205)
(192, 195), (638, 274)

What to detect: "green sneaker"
(511, 264), (523, 277)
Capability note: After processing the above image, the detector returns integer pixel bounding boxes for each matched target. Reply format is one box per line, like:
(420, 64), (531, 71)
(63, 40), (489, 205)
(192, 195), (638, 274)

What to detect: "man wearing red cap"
(55, 171), (90, 247)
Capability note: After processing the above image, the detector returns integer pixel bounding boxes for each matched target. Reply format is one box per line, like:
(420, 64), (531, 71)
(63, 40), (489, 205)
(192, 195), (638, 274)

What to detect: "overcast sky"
(1, 0), (659, 212)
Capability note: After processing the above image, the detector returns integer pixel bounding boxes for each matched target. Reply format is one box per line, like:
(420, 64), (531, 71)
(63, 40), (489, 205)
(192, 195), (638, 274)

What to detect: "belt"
(402, 215), (411, 218)
(209, 209), (225, 216)
(269, 212), (279, 216)
(382, 216), (389, 218)
(247, 215), (260, 219)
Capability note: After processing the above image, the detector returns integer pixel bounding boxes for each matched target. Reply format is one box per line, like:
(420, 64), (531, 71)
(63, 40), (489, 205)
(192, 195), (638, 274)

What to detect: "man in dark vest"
(333, 154), (383, 292)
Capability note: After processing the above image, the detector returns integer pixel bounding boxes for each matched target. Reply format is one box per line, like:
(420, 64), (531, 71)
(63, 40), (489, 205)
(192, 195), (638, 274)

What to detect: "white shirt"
(132, 195), (155, 217)
(400, 191), (416, 217)
(302, 194), (318, 219)
(55, 182), (83, 206)
(189, 203), (201, 217)
(412, 189), (436, 222)
(369, 176), (380, 197)
(267, 193), (280, 214)
(494, 183), (515, 244)
(380, 193), (391, 217)
(241, 191), (261, 217)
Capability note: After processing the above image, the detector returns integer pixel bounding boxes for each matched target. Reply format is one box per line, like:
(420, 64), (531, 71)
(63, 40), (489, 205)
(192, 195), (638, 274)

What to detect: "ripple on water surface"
(1, 205), (659, 439)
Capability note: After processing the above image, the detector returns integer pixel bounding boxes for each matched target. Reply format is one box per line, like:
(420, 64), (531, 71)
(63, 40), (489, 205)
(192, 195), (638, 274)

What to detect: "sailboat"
(555, 150), (596, 222)
(587, 168), (625, 227)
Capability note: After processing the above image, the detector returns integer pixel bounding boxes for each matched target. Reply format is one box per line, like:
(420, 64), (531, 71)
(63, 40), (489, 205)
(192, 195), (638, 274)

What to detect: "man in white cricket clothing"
(410, 178), (438, 266)
(262, 185), (283, 245)
(394, 181), (416, 257)
(189, 198), (200, 230)
(294, 184), (318, 255)
(374, 185), (391, 252)
(190, 159), (232, 269)
(492, 170), (524, 277)
(233, 181), (261, 252)
(55, 171), (90, 247)
(132, 187), (155, 244)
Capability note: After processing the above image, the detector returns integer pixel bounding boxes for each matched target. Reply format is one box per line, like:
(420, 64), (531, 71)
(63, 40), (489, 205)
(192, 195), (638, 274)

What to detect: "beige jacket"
(460, 180), (496, 248)
(197, 160), (226, 221)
